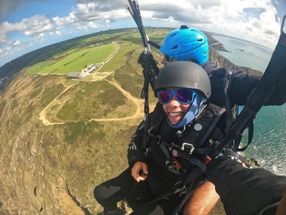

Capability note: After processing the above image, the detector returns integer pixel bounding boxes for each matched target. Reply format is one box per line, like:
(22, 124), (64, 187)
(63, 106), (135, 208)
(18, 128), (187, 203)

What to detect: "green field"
(26, 43), (117, 75)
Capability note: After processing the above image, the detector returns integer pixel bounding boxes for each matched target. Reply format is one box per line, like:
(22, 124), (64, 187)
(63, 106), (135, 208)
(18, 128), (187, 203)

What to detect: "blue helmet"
(160, 25), (209, 65)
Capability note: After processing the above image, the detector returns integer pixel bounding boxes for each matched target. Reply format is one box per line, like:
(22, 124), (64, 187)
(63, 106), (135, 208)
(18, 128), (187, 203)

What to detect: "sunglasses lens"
(158, 90), (172, 104)
(176, 89), (195, 103)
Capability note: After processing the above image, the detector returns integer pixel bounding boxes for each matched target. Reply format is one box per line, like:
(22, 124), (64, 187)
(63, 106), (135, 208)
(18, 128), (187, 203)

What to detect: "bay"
(212, 33), (286, 175)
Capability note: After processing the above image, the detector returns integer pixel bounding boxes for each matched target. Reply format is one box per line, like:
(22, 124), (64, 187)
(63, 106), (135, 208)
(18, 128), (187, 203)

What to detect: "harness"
(148, 103), (226, 175)
(132, 103), (226, 214)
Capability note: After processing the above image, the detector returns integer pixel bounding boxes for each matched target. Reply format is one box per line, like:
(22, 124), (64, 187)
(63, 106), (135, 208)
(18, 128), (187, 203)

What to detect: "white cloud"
(137, 0), (280, 47)
(0, 21), (25, 44)
(22, 15), (55, 36)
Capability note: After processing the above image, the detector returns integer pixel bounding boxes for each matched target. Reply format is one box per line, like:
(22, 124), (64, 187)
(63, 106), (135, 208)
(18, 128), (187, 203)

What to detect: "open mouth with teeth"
(167, 111), (186, 125)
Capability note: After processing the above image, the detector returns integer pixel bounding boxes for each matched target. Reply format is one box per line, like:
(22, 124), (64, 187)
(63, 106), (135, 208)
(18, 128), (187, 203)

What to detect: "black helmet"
(155, 61), (211, 98)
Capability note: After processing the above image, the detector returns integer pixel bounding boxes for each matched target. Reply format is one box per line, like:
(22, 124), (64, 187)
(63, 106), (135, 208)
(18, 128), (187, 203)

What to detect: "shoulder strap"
(196, 104), (226, 148)
(236, 119), (254, 151)
(224, 70), (233, 132)
(141, 103), (165, 152)
(223, 69), (255, 151)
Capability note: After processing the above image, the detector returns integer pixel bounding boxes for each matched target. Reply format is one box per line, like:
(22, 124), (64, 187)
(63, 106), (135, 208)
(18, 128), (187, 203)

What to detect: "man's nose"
(167, 96), (180, 106)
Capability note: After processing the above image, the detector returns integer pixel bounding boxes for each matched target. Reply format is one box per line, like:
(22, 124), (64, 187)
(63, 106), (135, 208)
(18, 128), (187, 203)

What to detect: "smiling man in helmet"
(94, 61), (221, 215)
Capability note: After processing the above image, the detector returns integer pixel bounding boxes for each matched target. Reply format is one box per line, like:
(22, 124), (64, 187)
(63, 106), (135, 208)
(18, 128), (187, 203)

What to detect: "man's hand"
(137, 51), (160, 93)
(137, 51), (159, 74)
(131, 161), (148, 182)
(137, 52), (151, 68)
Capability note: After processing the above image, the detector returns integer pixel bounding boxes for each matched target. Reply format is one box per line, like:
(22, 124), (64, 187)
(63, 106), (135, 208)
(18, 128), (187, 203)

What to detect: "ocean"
(211, 33), (286, 175)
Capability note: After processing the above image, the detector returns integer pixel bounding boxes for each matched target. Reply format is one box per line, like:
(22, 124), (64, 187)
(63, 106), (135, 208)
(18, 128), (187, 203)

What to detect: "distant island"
(236, 48), (245, 52)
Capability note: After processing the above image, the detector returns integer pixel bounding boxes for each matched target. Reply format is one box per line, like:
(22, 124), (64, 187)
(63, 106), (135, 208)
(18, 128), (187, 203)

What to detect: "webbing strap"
(225, 70), (233, 132)
(237, 119), (254, 151)
(197, 106), (226, 147)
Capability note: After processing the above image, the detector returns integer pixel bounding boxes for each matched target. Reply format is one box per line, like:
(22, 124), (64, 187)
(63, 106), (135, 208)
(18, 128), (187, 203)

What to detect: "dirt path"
(89, 77), (143, 122)
(39, 83), (77, 126)
(39, 42), (144, 126)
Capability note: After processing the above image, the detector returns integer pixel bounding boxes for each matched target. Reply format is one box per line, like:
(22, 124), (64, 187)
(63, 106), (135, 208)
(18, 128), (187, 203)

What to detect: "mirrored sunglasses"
(157, 89), (196, 104)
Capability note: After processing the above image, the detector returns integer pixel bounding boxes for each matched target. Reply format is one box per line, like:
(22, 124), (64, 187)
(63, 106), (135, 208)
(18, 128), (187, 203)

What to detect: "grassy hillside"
(0, 30), (149, 215)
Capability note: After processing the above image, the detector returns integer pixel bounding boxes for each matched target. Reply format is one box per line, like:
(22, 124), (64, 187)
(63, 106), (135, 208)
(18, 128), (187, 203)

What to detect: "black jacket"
(204, 62), (286, 106)
(206, 158), (286, 215)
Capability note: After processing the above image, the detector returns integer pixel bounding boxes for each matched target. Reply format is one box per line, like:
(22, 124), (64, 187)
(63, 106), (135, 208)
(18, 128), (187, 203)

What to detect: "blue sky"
(0, 0), (285, 66)
(1, 0), (72, 22)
